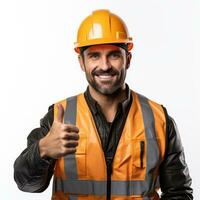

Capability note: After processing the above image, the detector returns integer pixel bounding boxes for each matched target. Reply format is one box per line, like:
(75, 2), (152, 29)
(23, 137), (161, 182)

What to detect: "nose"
(100, 55), (111, 71)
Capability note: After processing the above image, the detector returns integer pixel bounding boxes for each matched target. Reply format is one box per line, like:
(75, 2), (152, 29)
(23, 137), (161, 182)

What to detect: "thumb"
(56, 103), (64, 123)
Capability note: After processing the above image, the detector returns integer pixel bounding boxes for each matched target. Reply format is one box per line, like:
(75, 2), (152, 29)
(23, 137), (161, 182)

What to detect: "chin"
(97, 86), (122, 95)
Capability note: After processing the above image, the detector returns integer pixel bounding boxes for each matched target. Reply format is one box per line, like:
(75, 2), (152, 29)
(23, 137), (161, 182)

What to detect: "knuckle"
(61, 124), (68, 130)
(64, 132), (71, 139)
(73, 126), (79, 133)
(67, 141), (78, 148)
(69, 148), (76, 153)
(76, 134), (80, 140)
(53, 121), (61, 129)
(61, 140), (67, 146)
(61, 131), (68, 139)
(70, 132), (78, 139)
(65, 141), (70, 147)
(61, 146), (67, 154)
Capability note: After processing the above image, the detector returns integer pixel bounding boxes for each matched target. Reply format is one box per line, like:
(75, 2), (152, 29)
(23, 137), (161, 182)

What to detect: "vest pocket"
(132, 139), (146, 180)
(132, 140), (146, 168)
(132, 138), (160, 180)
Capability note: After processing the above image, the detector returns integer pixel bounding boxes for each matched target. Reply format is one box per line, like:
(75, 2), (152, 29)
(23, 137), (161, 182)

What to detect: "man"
(14, 9), (193, 200)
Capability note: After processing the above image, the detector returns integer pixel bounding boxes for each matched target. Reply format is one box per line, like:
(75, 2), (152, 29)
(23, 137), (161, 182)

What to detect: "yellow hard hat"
(74, 9), (133, 53)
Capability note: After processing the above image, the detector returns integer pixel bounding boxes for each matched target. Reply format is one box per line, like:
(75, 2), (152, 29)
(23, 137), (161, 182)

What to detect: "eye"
(109, 52), (121, 60)
(88, 53), (100, 60)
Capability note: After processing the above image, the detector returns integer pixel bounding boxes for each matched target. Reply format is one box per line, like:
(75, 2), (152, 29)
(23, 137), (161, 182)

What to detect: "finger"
(63, 140), (79, 148)
(56, 103), (64, 123)
(62, 124), (79, 133)
(59, 148), (76, 157)
(64, 148), (77, 155)
(62, 132), (79, 140)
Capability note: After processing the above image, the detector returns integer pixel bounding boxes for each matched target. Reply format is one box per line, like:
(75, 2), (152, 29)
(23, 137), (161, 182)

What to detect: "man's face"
(79, 44), (131, 95)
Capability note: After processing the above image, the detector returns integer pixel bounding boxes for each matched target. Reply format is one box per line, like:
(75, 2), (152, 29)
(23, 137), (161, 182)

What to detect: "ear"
(126, 52), (132, 69)
(78, 55), (85, 72)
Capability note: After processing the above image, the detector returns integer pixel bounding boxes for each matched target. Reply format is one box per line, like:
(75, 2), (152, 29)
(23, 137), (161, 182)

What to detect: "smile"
(98, 75), (114, 79)
(95, 74), (116, 81)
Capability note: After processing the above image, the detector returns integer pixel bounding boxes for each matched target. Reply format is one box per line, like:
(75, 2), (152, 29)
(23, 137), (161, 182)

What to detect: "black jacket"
(14, 89), (193, 199)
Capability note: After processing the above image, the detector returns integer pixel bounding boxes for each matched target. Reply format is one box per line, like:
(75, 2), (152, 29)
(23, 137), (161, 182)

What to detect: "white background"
(0, 0), (199, 199)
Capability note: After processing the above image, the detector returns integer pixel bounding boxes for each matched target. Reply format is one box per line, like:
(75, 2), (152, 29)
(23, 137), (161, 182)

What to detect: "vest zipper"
(106, 158), (112, 200)
(107, 141), (144, 199)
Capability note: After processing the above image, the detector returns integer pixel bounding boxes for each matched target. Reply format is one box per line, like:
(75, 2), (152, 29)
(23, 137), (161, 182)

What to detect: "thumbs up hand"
(39, 104), (79, 159)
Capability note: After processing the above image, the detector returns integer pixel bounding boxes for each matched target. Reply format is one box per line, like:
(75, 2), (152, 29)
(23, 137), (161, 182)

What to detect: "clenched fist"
(39, 103), (79, 159)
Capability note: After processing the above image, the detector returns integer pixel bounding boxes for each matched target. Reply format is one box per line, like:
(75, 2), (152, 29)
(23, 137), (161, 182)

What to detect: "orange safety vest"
(52, 91), (166, 200)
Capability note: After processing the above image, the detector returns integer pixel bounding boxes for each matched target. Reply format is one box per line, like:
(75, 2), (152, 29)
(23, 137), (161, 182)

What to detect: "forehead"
(85, 44), (123, 53)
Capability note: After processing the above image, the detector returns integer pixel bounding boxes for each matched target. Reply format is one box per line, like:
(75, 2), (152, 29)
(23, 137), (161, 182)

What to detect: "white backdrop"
(0, 0), (199, 199)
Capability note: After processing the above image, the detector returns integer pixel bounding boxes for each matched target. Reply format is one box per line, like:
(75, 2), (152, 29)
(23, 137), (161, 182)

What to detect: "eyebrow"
(107, 50), (122, 56)
(86, 50), (122, 57)
(86, 52), (100, 57)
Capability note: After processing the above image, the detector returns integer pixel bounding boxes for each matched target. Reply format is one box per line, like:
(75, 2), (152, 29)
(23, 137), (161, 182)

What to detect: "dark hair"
(79, 43), (129, 55)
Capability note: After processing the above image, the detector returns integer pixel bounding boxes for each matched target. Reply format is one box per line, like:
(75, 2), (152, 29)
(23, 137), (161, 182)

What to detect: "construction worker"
(14, 9), (193, 200)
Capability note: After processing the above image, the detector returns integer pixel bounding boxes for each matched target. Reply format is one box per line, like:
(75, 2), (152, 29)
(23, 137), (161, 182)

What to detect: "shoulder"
(131, 90), (166, 122)
(131, 90), (162, 106)
(53, 93), (84, 115)
(53, 93), (83, 106)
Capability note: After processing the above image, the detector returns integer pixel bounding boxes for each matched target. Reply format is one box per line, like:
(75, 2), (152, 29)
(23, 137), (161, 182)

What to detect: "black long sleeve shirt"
(14, 86), (193, 199)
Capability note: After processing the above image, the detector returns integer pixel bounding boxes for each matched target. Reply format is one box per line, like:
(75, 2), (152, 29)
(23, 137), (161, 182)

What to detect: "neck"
(88, 85), (127, 122)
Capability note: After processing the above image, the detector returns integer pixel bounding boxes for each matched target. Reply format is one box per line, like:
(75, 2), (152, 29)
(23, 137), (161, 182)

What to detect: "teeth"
(98, 75), (112, 79)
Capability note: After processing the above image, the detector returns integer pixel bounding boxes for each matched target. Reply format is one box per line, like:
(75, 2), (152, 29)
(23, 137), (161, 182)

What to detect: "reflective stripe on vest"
(52, 91), (165, 199)
(54, 179), (157, 196)
(63, 96), (78, 180)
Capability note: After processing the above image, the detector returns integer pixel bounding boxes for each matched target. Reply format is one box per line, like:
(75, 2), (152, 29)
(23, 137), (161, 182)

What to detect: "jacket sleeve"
(160, 107), (193, 199)
(14, 105), (56, 193)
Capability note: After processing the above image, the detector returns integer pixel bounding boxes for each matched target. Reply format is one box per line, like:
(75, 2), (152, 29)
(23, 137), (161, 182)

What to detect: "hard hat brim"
(74, 38), (133, 53)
